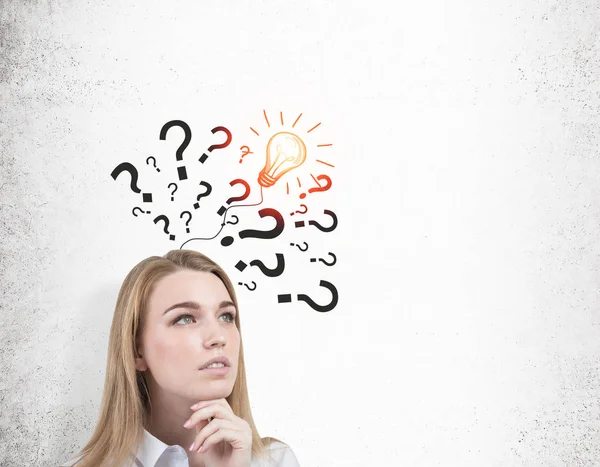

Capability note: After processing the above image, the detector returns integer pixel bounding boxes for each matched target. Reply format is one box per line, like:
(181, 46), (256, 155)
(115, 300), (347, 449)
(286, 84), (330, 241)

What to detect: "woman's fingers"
(195, 422), (251, 454)
(183, 403), (232, 430)
(188, 418), (239, 452)
(198, 427), (243, 453)
(184, 397), (251, 460)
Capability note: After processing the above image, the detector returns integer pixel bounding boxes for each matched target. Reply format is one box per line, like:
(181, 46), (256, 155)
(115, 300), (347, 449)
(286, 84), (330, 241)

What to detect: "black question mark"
(193, 181), (213, 209)
(220, 208), (285, 247)
(146, 156), (160, 172)
(238, 281), (257, 291)
(180, 211), (192, 233)
(235, 253), (285, 277)
(159, 120), (191, 181)
(290, 242), (308, 252)
(225, 215), (239, 225)
(310, 252), (337, 266)
(278, 280), (338, 312)
(168, 182), (178, 201)
(111, 162), (153, 202)
(294, 209), (337, 233)
(153, 214), (175, 241)
(132, 207), (151, 216)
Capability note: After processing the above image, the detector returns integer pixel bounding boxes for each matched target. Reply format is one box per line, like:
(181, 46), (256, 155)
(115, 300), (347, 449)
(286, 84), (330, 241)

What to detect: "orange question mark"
(300, 174), (332, 199)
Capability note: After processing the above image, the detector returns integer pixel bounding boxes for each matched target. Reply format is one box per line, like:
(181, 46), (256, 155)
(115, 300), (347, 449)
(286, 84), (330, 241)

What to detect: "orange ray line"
(316, 159), (335, 167)
(310, 173), (319, 184)
(317, 144), (332, 147)
(297, 177), (301, 187)
(250, 127), (259, 136)
(263, 110), (270, 128)
(286, 182), (289, 194)
(292, 113), (303, 128)
(280, 112), (284, 125)
(307, 122), (321, 133)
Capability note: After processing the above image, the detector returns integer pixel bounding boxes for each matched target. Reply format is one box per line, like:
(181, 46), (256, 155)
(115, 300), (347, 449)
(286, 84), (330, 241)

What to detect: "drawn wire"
(179, 186), (264, 249)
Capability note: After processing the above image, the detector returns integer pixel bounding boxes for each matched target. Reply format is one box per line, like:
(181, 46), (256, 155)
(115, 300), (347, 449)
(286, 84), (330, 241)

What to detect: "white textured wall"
(1, 0), (600, 466)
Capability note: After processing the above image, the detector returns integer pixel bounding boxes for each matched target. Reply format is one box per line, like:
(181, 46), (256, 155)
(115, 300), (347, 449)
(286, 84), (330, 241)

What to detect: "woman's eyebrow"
(162, 300), (236, 315)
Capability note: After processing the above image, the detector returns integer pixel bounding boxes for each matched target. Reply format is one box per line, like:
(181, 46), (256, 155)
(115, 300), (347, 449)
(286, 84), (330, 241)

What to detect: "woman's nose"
(202, 320), (226, 346)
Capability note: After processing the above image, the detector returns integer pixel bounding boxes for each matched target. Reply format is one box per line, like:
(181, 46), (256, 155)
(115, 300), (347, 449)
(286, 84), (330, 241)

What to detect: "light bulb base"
(258, 171), (277, 187)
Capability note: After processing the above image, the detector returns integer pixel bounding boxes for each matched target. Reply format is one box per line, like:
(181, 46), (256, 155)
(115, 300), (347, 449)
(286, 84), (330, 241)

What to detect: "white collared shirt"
(62, 429), (301, 466)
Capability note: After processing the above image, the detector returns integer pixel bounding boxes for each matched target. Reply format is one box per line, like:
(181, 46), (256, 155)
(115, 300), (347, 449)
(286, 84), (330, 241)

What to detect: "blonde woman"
(62, 249), (300, 467)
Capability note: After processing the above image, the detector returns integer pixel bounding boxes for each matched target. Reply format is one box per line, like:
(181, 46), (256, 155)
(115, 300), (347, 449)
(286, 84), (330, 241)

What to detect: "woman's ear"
(135, 346), (148, 371)
(135, 355), (148, 371)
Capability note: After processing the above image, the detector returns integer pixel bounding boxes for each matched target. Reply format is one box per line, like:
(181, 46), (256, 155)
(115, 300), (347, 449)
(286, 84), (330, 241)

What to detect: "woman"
(62, 249), (300, 467)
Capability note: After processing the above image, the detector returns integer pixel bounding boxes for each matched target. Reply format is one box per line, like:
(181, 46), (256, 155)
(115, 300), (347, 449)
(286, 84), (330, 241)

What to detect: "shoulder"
(267, 440), (292, 451)
(253, 439), (300, 467)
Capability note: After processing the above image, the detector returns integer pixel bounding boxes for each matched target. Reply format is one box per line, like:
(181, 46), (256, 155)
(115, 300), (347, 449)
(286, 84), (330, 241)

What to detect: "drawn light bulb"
(257, 131), (307, 187)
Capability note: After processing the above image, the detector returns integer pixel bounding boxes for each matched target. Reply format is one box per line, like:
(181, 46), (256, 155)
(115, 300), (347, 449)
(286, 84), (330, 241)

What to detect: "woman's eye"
(173, 312), (236, 325)
(173, 314), (195, 325)
(222, 311), (236, 322)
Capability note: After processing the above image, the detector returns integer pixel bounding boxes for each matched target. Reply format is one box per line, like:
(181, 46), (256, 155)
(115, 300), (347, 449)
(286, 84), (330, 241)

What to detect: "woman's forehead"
(149, 270), (231, 307)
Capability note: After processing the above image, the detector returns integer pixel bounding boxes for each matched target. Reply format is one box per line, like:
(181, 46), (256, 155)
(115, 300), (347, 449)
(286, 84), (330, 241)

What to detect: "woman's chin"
(189, 385), (234, 401)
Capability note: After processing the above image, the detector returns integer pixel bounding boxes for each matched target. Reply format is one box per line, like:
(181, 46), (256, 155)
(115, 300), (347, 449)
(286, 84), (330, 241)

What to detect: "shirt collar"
(136, 428), (187, 466)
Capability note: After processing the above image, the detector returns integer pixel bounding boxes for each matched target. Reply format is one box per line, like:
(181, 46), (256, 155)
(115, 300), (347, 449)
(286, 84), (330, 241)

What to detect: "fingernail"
(183, 420), (191, 428)
(189, 442), (196, 451)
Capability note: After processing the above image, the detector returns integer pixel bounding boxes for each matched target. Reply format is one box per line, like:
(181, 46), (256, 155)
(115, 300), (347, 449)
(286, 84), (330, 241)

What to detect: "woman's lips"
(199, 365), (230, 376)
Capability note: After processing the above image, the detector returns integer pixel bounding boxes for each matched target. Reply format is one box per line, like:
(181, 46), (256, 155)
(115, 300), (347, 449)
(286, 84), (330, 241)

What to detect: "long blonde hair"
(66, 249), (282, 466)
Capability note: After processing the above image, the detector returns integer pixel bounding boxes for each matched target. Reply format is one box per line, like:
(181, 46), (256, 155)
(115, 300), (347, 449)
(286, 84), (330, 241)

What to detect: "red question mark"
(199, 126), (232, 163)
(300, 174), (332, 199)
(216, 179), (251, 216)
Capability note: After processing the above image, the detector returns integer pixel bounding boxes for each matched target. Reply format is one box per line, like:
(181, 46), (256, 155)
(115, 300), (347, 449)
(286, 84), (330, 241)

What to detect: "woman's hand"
(183, 398), (252, 467)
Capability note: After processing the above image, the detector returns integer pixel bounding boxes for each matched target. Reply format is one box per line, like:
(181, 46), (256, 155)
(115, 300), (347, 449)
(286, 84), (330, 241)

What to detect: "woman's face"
(135, 269), (240, 404)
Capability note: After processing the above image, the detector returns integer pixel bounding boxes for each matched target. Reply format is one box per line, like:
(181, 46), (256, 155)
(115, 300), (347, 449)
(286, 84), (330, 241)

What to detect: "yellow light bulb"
(258, 131), (307, 187)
